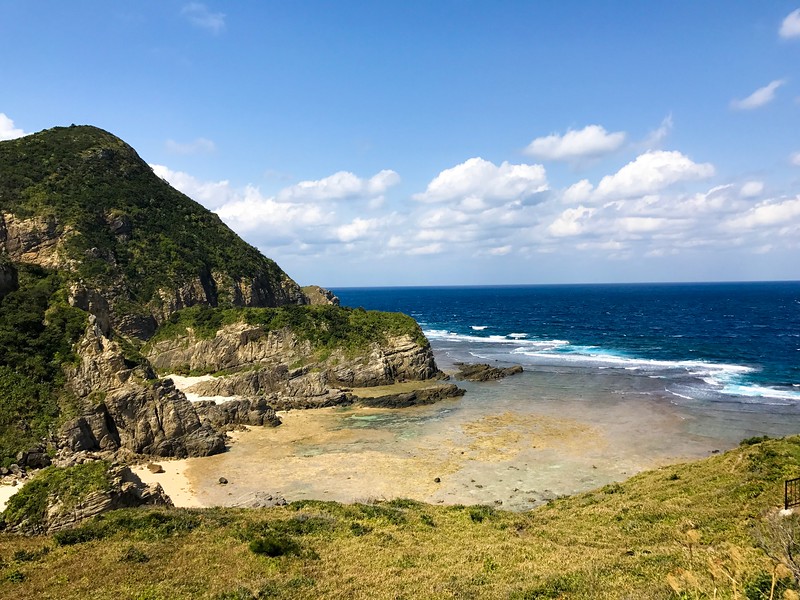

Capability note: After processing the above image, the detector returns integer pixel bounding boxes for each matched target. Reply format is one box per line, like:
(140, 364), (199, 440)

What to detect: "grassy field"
(2, 436), (800, 599)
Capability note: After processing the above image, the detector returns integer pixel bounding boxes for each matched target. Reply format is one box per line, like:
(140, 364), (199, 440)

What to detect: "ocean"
(334, 282), (800, 408)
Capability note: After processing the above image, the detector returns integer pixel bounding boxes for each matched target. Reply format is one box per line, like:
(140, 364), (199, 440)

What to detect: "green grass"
(147, 304), (428, 357)
(2, 437), (800, 598)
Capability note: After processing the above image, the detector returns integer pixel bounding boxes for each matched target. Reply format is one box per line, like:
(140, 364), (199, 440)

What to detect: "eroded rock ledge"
(452, 363), (524, 381)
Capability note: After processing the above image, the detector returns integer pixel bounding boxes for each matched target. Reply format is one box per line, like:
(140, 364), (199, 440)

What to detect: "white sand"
(0, 481), (25, 512)
(164, 373), (235, 404)
(132, 460), (203, 508)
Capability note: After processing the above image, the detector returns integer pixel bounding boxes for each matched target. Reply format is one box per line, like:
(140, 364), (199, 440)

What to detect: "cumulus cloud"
(725, 197), (800, 230)
(165, 137), (216, 155)
(336, 217), (381, 243)
(730, 79), (786, 110)
(548, 206), (595, 237)
(413, 157), (547, 204)
(151, 164), (234, 208)
(780, 9), (800, 38)
(562, 179), (593, 204)
(524, 124), (626, 161)
(181, 3), (225, 34)
(277, 169), (399, 203)
(0, 113), (28, 141)
(595, 150), (715, 199)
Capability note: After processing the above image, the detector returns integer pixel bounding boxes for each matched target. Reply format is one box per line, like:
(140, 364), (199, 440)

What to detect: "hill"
(0, 126), (442, 466)
(0, 125), (307, 338)
(2, 436), (799, 598)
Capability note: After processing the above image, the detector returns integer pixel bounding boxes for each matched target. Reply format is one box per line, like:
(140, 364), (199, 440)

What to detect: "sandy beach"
(135, 369), (720, 511)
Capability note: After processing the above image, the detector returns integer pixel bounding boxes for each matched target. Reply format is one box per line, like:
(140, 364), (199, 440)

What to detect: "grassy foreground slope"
(3, 437), (800, 599)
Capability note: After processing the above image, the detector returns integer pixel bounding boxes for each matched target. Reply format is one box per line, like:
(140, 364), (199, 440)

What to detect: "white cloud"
(336, 217), (380, 243)
(413, 157), (547, 203)
(277, 169), (399, 203)
(150, 164), (234, 208)
(181, 3), (225, 34)
(725, 197), (800, 230)
(165, 137), (216, 155)
(791, 152), (800, 166)
(524, 125), (626, 161)
(595, 150), (715, 199)
(548, 206), (594, 237)
(780, 9), (800, 38)
(0, 113), (28, 141)
(562, 179), (594, 204)
(730, 79), (786, 110)
(740, 181), (764, 198)
(215, 187), (332, 235)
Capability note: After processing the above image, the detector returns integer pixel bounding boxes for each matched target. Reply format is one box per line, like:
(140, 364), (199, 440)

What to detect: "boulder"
(194, 396), (282, 428)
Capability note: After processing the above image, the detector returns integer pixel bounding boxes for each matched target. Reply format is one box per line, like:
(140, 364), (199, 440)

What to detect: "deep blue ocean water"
(334, 282), (800, 406)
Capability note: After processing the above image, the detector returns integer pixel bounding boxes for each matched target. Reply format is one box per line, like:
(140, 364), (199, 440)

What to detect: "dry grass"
(2, 436), (800, 599)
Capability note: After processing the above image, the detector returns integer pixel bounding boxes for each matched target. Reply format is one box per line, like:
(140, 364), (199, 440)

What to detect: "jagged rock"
(68, 283), (112, 336)
(452, 363), (523, 381)
(194, 397), (282, 428)
(358, 383), (465, 408)
(16, 447), (52, 470)
(236, 491), (287, 508)
(302, 285), (340, 306)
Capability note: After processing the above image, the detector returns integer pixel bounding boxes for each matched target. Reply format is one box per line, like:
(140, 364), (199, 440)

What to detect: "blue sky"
(2, 2), (799, 286)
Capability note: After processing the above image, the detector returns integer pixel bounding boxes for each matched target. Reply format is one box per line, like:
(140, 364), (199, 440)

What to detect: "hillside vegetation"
(0, 125), (290, 306)
(2, 436), (800, 598)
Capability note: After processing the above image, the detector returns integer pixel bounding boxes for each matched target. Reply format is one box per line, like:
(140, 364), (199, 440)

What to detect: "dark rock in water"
(358, 383), (465, 408)
(452, 363), (523, 382)
(194, 396), (282, 428)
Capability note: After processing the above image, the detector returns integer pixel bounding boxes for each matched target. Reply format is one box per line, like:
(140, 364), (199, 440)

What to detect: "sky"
(1, 1), (799, 287)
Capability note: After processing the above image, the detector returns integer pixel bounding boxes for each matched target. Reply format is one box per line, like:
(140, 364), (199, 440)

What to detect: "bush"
(248, 533), (301, 558)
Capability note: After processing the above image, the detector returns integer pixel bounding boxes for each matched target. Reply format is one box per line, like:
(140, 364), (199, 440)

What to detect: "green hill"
(0, 125), (307, 337)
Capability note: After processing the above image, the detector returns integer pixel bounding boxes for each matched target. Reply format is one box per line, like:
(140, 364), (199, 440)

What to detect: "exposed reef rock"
(452, 363), (524, 381)
(194, 397), (282, 428)
(358, 383), (466, 408)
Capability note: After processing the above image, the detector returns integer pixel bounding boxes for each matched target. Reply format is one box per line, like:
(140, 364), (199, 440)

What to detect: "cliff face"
(144, 320), (441, 408)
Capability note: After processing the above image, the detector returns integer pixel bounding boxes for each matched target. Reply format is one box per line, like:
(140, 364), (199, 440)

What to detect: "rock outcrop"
(358, 383), (466, 408)
(60, 318), (226, 458)
(452, 363), (524, 381)
(194, 396), (282, 428)
(0, 212), (73, 270)
(4, 464), (172, 535)
(146, 323), (441, 388)
(302, 285), (340, 306)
